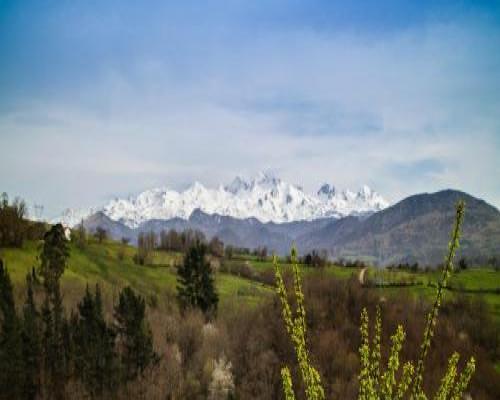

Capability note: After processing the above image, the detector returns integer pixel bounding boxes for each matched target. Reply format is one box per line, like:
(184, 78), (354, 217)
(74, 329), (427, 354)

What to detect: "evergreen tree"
(39, 286), (71, 400)
(43, 285), (69, 400)
(177, 240), (219, 317)
(40, 295), (53, 397)
(74, 284), (118, 397)
(39, 224), (69, 294)
(38, 224), (71, 400)
(21, 273), (41, 400)
(60, 310), (73, 384)
(114, 287), (156, 382)
(0, 260), (23, 399)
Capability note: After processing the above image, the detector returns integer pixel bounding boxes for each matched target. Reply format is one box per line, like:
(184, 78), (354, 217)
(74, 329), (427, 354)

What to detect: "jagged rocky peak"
(317, 183), (336, 198)
(225, 176), (251, 194)
(357, 185), (373, 199)
(252, 171), (281, 186)
(53, 172), (389, 228)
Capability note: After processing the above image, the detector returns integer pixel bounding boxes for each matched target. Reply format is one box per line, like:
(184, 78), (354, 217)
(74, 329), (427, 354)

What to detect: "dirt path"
(358, 267), (367, 285)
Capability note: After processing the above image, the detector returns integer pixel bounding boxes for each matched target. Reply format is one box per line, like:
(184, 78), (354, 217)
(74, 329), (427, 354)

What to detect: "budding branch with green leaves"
(275, 200), (475, 400)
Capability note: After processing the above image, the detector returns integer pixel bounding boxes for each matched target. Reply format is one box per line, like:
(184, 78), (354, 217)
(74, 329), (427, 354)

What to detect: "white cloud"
(1, 13), (499, 214)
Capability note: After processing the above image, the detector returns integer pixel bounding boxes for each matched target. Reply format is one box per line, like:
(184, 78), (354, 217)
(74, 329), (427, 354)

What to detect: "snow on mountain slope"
(56, 172), (389, 228)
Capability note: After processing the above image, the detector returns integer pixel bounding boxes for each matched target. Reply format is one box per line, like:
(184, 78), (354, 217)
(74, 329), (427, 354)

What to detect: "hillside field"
(1, 239), (499, 323)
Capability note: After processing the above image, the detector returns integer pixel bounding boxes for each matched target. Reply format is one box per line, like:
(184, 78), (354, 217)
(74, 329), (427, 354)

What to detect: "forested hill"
(300, 190), (500, 265)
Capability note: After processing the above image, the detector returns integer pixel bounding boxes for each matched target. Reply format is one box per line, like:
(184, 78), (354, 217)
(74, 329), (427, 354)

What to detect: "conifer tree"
(177, 240), (219, 317)
(0, 260), (23, 399)
(40, 295), (53, 397)
(21, 273), (41, 400)
(43, 285), (69, 400)
(114, 286), (157, 382)
(74, 284), (118, 397)
(39, 224), (69, 294)
(38, 224), (71, 400)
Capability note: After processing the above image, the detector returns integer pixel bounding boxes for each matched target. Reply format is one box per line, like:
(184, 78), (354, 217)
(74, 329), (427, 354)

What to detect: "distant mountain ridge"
(55, 172), (388, 227)
(297, 189), (500, 265)
(81, 189), (500, 266)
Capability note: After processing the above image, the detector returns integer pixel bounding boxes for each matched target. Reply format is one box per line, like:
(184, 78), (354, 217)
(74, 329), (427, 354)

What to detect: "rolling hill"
(299, 190), (500, 265)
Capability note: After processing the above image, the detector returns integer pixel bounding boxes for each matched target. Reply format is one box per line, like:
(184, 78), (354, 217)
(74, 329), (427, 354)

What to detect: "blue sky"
(1, 1), (499, 216)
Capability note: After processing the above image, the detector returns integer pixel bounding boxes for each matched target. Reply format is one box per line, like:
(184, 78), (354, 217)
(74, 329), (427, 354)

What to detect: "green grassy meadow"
(1, 239), (499, 322)
(0, 240), (272, 310)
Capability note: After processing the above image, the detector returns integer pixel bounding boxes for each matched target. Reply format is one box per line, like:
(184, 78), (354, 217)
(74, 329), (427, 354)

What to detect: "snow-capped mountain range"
(55, 172), (389, 228)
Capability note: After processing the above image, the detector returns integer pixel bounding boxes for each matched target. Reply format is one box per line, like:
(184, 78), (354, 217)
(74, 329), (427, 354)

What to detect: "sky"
(1, 0), (499, 217)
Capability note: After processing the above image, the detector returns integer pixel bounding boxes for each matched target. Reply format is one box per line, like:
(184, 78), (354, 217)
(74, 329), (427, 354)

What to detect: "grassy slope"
(364, 266), (500, 321)
(0, 240), (272, 309)
(1, 241), (498, 320)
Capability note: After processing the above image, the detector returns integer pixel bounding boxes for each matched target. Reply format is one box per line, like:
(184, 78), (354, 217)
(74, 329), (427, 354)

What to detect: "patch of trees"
(94, 226), (108, 244)
(135, 229), (226, 265)
(0, 193), (46, 248)
(158, 228), (206, 253)
(336, 258), (371, 269)
(386, 261), (420, 272)
(252, 246), (268, 261)
(0, 192), (27, 247)
(458, 255), (500, 270)
(0, 224), (157, 399)
(134, 231), (157, 265)
(224, 245), (251, 258)
(300, 249), (329, 268)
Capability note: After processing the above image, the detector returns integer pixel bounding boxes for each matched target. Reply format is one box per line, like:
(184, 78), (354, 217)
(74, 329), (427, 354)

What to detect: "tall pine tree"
(39, 224), (69, 294)
(74, 284), (118, 397)
(38, 224), (70, 400)
(177, 240), (219, 317)
(21, 273), (41, 400)
(114, 286), (156, 382)
(0, 260), (23, 400)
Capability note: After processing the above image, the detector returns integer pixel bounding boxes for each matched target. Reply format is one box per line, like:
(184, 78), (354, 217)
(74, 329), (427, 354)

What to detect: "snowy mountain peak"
(225, 176), (250, 194)
(358, 185), (373, 198)
(55, 174), (389, 228)
(317, 183), (336, 198)
(252, 171), (281, 186)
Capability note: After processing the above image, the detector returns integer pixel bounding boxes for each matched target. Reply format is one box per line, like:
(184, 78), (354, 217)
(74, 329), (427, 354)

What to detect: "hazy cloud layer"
(0, 1), (499, 215)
